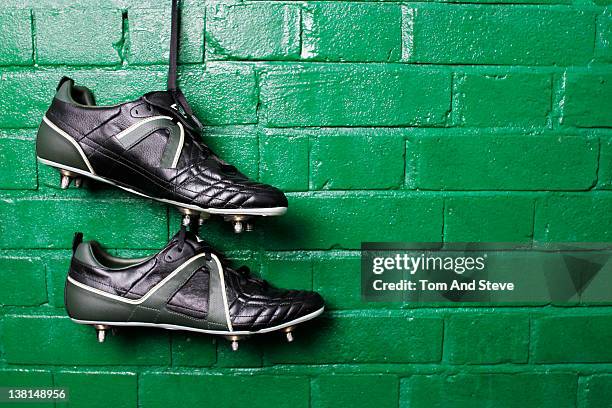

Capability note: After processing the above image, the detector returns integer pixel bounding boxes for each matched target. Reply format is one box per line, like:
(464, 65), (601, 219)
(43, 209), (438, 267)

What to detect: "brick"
(408, 135), (597, 190)
(401, 373), (577, 408)
(35, 8), (123, 65)
(3, 314), (170, 365)
(264, 193), (443, 250)
(411, 6), (595, 65)
(203, 128), (258, 179)
(260, 65), (450, 127)
(206, 2), (300, 60)
(0, 257), (47, 306)
(265, 313), (443, 364)
(313, 256), (361, 310)
(140, 374), (309, 408)
(0, 197), (167, 249)
(0, 70), (57, 128)
(0, 132), (37, 189)
(215, 341), (262, 367)
(444, 314), (529, 364)
(182, 63), (258, 124)
(261, 253), (312, 290)
(533, 314), (612, 363)
(0, 68), (165, 128)
(129, 6), (204, 64)
(444, 196), (535, 242)
(0, 9), (33, 65)
(596, 11), (612, 62)
(260, 133), (309, 191)
(44, 251), (71, 308)
(581, 375), (612, 408)
(563, 73), (612, 127)
(534, 193), (612, 242)
(54, 372), (137, 408)
(454, 73), (552, 127)
(0, 370), (53, 408)
(312, 375), (399, 408)
(302, 4), (401, 62)
(311, 133), (404, 190)
(171, 332), (217, 367)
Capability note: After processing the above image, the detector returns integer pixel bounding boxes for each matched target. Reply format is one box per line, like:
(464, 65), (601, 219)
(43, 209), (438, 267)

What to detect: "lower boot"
(65, 229), (324, 350)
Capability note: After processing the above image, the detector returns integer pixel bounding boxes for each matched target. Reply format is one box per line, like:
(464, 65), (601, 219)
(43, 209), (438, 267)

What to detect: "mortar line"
(30, 9), (36, 65)
(593, 136), (601, 190)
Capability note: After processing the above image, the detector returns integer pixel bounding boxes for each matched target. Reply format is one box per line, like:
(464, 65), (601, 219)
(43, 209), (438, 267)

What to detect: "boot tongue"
(143, 91), (176, 109)
(143, 90), (201, 131)
(170, 229), (206, 250)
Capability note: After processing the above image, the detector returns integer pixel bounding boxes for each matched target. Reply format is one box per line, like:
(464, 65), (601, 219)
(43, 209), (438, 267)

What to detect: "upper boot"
(36, 78), (288, 217)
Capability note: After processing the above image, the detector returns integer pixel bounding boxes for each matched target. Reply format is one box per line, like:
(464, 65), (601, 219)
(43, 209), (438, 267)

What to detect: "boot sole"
(38, 157), (287, 217)
(70, 307), (324, 336)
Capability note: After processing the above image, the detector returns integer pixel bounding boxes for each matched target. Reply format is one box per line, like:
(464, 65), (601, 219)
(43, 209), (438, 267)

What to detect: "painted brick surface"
(54, 372), (137, 408)
(0, 1), (610, 407)
(264, 193), (443, 250)
(312, 374), (399, 408)
(533, 314), (612, 363)
(0, 10), (33, 65)
(140, 374), (309, 408)
(580, 375), (612, 408)
(302, 3), (402, 62)
(534, 193), (612, 242)
(454, 73), (552, 127)
(3, 314), (170, 365)
(0, 131), (37, 189)
(407, 134), (597, 190)
(310, 132), (405, 190)
(313, 255), (361, 309)
(128, 6), (204, 64)
(35, 8), (124, 65)
(444, 313), (529, 364)
(563, 73), (612, 127)
(181, 63), (258, 124)
(171, 332), (217, 366)
(444, 196), (535, 242)
(260, 65), (450, 127)
(411, 6), (595, 65)
(260, 132), (309, 191)
(401, 373), (577, 408)
(596, 10), (612, 62)
(206, 2), (300, 60)
(265, 312), (443, 364)
(0, 197), (167, 249)
(0, 257), (47, 306)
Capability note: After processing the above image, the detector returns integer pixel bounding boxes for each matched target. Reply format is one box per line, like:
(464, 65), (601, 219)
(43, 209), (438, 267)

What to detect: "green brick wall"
(0, 0), (611, 407)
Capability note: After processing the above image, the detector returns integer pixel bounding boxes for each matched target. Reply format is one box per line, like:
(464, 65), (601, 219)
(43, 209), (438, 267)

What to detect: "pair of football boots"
(35, 0), (324, 350)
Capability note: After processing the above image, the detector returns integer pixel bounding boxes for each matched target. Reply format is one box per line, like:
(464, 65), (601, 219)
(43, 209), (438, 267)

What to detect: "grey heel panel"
(64, 278), (133, 322)
(36, 119), (90, 172)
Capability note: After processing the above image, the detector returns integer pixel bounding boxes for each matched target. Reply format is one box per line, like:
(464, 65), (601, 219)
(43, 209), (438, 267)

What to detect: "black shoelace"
(167, 0), (202, 129)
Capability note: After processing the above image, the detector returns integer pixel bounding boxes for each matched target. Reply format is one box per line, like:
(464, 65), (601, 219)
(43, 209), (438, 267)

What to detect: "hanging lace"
(167, 0), (202, 129)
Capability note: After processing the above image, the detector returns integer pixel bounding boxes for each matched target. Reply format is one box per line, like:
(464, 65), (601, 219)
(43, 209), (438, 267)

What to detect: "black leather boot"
(66, 230), (324, 350)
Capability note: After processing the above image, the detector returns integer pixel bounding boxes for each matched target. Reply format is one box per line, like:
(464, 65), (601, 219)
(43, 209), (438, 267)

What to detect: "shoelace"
(167, 0), (202, 130)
